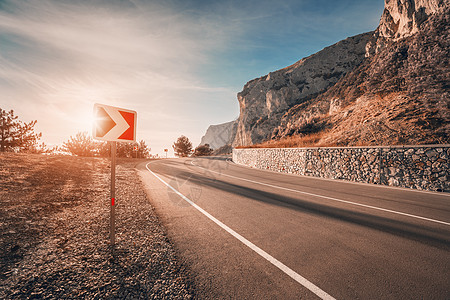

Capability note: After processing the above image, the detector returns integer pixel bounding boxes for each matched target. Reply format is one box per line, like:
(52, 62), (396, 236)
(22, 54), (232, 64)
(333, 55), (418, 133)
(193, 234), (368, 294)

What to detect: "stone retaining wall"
(232, 145), (449, 192)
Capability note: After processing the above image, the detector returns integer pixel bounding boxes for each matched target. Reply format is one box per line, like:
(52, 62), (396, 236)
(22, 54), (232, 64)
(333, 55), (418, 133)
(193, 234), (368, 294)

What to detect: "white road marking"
(226, 158), (450, 197)
(146, 162), (336, 300)
(190, 160), (450, 226)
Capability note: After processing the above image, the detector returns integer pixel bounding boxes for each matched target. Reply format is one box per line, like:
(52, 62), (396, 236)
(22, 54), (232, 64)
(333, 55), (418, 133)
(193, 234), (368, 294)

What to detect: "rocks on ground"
(0, 153), (193, 299)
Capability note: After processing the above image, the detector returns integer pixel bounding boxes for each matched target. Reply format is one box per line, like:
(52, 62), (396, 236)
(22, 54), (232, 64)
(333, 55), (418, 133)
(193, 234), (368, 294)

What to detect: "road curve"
(137, 157), (450, 299)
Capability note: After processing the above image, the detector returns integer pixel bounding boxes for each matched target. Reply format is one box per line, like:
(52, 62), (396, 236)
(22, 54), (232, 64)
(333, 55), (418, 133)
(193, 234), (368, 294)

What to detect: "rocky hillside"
(199, 120), (237, 149)
(232, 0), (449, 147)
(232, 32), (374, 146)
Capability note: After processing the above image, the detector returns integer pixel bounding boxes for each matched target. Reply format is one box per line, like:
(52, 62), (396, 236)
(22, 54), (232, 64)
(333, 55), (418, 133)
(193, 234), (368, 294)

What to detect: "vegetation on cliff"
(234, 1), (449, 148)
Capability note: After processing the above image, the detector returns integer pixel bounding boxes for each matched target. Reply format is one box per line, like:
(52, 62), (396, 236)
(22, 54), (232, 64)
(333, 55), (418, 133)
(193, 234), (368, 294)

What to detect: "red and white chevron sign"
(93, 103), (137, 142)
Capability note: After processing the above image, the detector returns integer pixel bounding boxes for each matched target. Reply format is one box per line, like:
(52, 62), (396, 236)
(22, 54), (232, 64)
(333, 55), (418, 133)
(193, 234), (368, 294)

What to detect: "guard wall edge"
(232, 145), (450, 192)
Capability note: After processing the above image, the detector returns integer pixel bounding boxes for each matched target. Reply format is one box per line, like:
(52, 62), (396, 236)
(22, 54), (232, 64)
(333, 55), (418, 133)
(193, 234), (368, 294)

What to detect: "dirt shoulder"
(0, 153), (193, 299)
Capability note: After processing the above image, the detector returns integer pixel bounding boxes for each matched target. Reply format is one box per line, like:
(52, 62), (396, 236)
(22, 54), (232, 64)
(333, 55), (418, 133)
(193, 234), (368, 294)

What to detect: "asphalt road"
(138, 157), (450, 299)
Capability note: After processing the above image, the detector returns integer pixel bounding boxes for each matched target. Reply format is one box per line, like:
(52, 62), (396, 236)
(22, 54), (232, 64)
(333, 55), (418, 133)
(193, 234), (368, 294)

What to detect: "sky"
(0, 0), (384, 157)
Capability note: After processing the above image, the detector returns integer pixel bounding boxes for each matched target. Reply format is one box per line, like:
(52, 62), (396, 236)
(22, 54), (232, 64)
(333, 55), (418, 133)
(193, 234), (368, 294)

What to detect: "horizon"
(0, 0), (384, 157)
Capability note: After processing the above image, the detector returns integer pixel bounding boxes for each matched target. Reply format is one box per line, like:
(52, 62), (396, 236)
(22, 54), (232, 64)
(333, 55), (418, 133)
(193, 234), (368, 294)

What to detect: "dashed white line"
(146, 162), (336, 300)
(190, 160), (450, 227)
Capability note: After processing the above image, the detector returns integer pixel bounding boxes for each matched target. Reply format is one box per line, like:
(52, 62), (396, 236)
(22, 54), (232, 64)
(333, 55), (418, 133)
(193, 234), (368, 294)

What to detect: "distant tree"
(0, 108), (42, 152)
(28, 142), (51, 154)
(63, 132), (96, 156)
(96, 141), (110, 157)
(49, 145), (70, 155)
(115, 140), (150, 158)
(116, 142), (134, 158)
(63, 132), (151, 158)
(0, 109), (19, 152)
(172, 135), (193, 157)
(83, 140), (151, 158)
(193, 144), (213, 156)
(137, 140), (150, 158)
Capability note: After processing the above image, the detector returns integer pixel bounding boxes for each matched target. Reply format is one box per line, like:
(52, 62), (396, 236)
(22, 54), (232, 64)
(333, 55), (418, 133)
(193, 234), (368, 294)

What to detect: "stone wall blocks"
(233, 145), (449, 192)
(405, 149), (414, 155)
(426, 149), (438, 158)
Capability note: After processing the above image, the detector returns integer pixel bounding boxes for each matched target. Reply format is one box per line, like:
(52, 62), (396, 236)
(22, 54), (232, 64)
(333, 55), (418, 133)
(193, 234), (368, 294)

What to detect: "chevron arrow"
(93, 103), (136, 142)
(95, 107), (116, 137)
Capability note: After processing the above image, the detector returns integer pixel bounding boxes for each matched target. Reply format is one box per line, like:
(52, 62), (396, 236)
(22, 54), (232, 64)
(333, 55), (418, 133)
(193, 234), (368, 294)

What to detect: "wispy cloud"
(0, 0), (240, 152)
(0, 0), (383, 154)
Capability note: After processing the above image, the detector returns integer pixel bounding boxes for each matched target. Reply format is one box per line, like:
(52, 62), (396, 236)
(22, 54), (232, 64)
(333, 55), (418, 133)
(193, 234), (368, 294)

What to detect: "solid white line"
(190, 160), (450, 226)
(227, 158), (450, 197)
(145, 162), (336, 300)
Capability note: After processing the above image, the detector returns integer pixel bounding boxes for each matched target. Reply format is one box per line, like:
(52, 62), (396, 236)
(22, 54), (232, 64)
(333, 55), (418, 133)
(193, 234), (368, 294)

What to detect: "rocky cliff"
(232, 0), (449, 147)
(199, 120), (237, 149)
(378, 0), (445, 40)
(233, 32), (374, 146)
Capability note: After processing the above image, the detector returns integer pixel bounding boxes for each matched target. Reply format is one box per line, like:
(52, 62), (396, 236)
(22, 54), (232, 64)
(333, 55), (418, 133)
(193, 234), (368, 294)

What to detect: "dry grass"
(236, 132), (336, 149)
(235, 129), (381, 149)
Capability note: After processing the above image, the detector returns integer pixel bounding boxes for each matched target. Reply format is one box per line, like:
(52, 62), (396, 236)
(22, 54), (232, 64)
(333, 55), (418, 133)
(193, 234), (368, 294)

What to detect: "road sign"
(92, 103), (137, 250)
(93, 103), (137, 142)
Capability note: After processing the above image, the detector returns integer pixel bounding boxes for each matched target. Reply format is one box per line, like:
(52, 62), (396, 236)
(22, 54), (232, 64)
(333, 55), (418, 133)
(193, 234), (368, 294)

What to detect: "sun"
(77, 112), (96, 135)
(68, 101), (98, 137)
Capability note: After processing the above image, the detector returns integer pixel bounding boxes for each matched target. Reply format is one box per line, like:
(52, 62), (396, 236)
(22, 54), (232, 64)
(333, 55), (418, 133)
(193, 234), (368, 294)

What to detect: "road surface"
(137, 157), (450, 299)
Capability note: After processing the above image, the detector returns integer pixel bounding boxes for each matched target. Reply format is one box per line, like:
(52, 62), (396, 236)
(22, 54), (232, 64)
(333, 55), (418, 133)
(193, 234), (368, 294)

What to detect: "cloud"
(0, 0), (219, 86)
(0, 0), (382, 155)
(0, 0), (240, 152)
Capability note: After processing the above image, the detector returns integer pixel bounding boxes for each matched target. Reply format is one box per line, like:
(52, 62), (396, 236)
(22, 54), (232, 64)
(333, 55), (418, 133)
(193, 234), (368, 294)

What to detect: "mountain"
(232, 32), (374, 146)
(199, 120), (238, 150)
(231, 0), (449, 147)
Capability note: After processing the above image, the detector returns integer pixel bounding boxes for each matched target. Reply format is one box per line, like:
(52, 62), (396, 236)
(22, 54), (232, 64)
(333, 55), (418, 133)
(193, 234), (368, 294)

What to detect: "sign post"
(110, 141), (116, 246)
(93, 103), (137, 249)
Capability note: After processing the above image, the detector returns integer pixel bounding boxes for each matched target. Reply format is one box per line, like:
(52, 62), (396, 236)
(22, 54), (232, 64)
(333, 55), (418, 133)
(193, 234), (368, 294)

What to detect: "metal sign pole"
(93, 103), (137, 251)
(110, 141), (116, 248)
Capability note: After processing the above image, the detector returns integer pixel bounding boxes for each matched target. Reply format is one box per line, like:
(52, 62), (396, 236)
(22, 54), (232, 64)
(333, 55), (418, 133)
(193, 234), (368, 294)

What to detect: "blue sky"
(0, 0), (384, 156)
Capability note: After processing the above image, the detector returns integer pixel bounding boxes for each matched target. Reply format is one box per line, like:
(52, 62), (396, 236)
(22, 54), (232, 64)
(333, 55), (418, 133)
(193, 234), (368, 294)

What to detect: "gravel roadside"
(0, 153), (194, 299)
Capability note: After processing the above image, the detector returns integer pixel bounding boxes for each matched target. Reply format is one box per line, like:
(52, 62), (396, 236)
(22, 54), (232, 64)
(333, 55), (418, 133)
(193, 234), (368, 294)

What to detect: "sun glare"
(77, 112), (95, 135)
